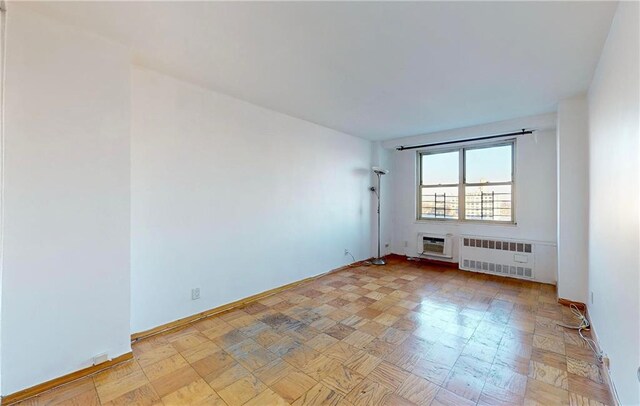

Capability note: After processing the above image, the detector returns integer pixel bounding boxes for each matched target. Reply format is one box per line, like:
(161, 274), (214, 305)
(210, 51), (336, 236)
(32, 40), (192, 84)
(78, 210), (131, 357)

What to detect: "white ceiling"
(23, 1), (617, 141)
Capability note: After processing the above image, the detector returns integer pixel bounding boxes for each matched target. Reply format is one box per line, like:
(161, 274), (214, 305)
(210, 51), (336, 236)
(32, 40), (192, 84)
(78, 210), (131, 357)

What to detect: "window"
(418, 141), (514, 222)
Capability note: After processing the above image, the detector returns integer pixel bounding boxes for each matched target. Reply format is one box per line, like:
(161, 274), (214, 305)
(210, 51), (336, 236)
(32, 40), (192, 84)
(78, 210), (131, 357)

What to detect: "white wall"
(384, 114), (558, 284)
(130, 67), (373, 333)
(1, 5), (132, 395)
(556, 97), (589, 303)
(587, 2), (639, 404)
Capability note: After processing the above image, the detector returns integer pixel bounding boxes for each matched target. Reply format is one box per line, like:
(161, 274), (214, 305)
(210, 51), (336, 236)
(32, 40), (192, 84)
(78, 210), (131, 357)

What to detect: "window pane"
(465, 144), (512, 183)
(421, 151), (458, 185)
(465, 185), (512, 222)
(420, 186), (459, 219)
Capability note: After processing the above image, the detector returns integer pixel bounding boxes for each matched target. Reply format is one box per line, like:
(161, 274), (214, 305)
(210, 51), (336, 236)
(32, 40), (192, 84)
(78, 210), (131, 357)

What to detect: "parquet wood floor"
(14, 257), (612, 405)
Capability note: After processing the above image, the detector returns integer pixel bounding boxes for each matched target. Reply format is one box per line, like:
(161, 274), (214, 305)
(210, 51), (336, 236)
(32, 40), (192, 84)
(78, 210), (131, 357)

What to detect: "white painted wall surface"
(130, 67), (373, 333)
(587, 2), (640, 404)
(386, 114), (558, 284)
(1, 5), (131, 395)
(556, 97), (589, 303)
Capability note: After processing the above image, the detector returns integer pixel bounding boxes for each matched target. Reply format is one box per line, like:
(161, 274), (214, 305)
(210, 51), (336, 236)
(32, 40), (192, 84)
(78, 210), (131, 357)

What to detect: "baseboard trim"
(558, 298), (619, 405)
(2, 352), (133, 406)
(584, 309), (620, 406)
(557, 297), (587, 311)
(131, 259), (372, 342)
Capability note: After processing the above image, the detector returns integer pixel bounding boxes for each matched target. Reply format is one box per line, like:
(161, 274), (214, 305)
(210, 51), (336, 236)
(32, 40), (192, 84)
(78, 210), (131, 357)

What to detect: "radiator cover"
(459, 235), (534, 279)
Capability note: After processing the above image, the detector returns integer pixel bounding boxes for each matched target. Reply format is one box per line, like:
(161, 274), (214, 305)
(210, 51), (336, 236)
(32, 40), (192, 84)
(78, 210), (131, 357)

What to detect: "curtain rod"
(395, 129), (534, 151)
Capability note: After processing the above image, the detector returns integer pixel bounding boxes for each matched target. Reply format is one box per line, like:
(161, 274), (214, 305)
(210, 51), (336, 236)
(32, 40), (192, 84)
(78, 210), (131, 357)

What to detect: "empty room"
(0, 1), (638, 405)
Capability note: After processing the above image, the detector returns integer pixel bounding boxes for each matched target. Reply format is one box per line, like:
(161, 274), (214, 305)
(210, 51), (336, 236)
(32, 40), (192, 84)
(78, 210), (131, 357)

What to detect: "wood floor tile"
(103, 384), (161, 406)
(190, 349), (236, 378)
(217, 374), (267, 406)
(149, 365), (201, 398)
(205, 362), (251, 391)
(479, 382), (525, 406)
(566, 357), (603, 383)
(302, 354), (343, 382)
(380, 393), (416, 406)
(322, 364), (365, 396)
(252, 328), (283, 348)
(142, 353), (189, 382)
(325, 323), (356, 340)
(324, 342), (359, 363)
(363, 338), (396, 359)
(93, 361), (144, 389)
(368, 361), (409, 390)
(169, 332), (210, 352)
(212, 330), (248, 349)
(14, 261), (615, 406)
(432, 386), (476, 406)
(486, 364), (527, 396)
(271, 370), (318, 403)
(411, 357), (450, 385)
(30, 378), (99, 406)
(344, 351), (382, 376)
(528, 360), (569, 389)
(244, 389), (290, 406)
(566, 343), (600, 363)
(533, 334), (565, 355)
(282, 344), (320, 369)
(524, 377), (570, 406)
(395, 374), (439, 406)
(292, 383), (343, 406)
(442, 365), (486, 403)
(568, 392), (608, 406)
(161, 378), (225, 406)
(306, 333), (339, 352)
(254, 358), (297, 385)
(344, 378), (393, 406)
(342, 330), (375, 349)
(180, 340), (222, 364)
(567, 373), (612, 405)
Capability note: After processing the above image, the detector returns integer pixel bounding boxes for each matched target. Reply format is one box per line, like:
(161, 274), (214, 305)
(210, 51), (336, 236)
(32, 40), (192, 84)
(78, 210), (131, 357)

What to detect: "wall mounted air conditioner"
(417, 233), (453, 259)
(459, 235), (535, 280)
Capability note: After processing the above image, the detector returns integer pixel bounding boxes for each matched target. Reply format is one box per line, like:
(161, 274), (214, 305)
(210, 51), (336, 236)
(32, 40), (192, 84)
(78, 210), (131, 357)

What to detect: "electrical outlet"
(93, 353), (109, 365)
(191, 288), (200, 300)
(591, 291), (594, 304)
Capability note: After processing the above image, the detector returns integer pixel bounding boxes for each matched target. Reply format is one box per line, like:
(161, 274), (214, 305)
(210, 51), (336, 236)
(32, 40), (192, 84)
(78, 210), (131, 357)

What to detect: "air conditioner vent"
(417, 233), (453, 259)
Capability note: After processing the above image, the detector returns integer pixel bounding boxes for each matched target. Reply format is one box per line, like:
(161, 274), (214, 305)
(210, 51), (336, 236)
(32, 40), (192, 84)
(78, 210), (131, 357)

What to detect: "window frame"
(416, 139), (516, 224)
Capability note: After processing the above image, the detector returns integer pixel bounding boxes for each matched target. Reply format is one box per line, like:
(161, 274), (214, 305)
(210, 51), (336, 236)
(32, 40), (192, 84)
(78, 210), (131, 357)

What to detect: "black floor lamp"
(371, 167), (389, 265)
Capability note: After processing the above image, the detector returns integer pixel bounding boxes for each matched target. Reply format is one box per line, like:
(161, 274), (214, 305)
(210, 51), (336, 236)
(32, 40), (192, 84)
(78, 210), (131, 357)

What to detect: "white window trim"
(416, 138), (517, 224)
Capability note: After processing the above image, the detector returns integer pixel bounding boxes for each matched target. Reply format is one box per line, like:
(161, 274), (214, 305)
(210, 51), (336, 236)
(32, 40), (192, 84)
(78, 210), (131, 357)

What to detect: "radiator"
(459, 235), (534, 279)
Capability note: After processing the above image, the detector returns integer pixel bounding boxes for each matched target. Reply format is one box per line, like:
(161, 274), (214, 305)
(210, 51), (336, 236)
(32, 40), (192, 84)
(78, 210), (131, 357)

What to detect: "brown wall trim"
(2, 352), (133, 406)
(583, 306), (619, 406)
(557, 299), (618, 405)
(131, 258), (372, 342)
(388, 253), (459, 269)
(557, 297), (587, 311)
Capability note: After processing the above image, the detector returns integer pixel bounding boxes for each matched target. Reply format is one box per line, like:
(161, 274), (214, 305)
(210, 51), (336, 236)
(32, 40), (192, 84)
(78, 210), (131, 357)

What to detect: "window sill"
(414, 219), (518, 227)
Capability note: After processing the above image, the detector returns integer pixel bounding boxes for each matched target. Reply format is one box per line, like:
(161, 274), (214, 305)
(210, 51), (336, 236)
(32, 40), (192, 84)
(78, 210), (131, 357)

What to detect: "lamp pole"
(372, 171), (385, 265)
